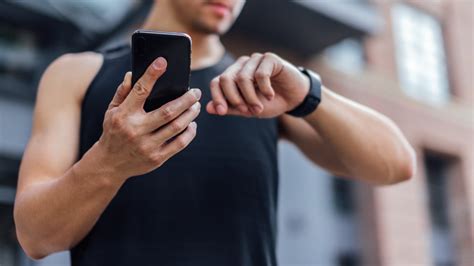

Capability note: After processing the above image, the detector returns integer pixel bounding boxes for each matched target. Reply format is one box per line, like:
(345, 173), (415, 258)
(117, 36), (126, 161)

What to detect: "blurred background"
(0, 0), (472, 265)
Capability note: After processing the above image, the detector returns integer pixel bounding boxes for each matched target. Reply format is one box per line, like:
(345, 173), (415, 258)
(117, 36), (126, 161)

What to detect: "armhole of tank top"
(79, 53), (106, 112)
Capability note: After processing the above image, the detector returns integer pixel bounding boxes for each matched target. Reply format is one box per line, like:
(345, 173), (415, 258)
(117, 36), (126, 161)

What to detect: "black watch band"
(286, 67), (322, 117)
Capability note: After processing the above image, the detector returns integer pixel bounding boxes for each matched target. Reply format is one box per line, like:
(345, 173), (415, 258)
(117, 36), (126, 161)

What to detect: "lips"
(207, 0), (232, 9)
(205, 1), (232, 16)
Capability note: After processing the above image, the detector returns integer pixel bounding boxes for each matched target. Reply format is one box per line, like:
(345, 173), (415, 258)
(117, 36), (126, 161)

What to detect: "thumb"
(108, 72), (132, 109)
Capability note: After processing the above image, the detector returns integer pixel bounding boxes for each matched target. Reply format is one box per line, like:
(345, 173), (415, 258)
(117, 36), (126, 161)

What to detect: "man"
(14, 0), (415, 265)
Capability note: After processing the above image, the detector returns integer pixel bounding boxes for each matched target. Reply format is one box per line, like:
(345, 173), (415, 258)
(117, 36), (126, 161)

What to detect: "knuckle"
(109, 111), (124, 128)
(219, 74), (232, 84)
(247, 97), (259, 105)
(251, 52), (262, 58)
(124, 129), (138, 142)
(137, 143), (150, 156)
(239, 55), (250, 62)
(211, 77), (220, 86)
(133, 81), (149, 97)
(146, 65), (158, 76)
(170, 121), (185, 132)
(236, 73), (251, 83)
(255, 71), (268, 80)
(185, 91), (198, 104)
(264, 52), (277, 59)
(176, 136), (189, 149)
(160, 106), (174, 120)
(235, 98), (244, 105)
(228, 95), (242, 105)
(151, 153), (164, 166)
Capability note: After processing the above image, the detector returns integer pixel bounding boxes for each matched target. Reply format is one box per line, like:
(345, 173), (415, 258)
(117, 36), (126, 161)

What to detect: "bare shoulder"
(19, 52), (104, 192)
(38, 52), (104, 105)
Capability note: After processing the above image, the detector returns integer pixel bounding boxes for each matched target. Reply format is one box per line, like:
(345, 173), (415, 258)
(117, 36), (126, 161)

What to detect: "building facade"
(0, 0), (472, 266)
(227, 0), (473, 265)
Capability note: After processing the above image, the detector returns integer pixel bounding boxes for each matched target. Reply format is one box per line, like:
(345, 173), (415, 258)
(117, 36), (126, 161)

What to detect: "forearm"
(304, 87), (415, 185)
(14, 143), (125, 259)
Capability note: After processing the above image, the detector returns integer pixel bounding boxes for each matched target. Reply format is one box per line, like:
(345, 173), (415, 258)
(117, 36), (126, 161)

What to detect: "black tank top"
(72, 45), (279, 266)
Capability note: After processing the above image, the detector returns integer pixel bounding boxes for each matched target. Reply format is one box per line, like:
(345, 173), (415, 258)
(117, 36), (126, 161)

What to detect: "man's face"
(168, 0), (245, 35)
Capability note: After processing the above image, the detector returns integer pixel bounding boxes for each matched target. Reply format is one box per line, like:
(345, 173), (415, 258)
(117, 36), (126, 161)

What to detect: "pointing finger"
(124, 57), (167, 111)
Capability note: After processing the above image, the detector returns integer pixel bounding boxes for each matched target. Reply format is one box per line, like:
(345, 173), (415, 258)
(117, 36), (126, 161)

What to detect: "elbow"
(16, 231), (68, 261)
(383, 145), (417, 185)
(14, 221), (49, 260)
(14, 203), (64, 260)
(14, 209), (47, 260)
(20, 242), (48, 261)
(15, 224), (57, 260)
(15, 225), (71, 261)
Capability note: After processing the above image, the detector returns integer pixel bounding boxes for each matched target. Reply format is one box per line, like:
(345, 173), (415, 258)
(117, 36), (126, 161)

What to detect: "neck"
(142, 4), (225, 70)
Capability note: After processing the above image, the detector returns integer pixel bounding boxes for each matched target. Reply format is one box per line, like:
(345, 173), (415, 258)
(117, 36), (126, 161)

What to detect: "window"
(324, 38), (366, 74)
(392, 4), (450, 105)
(424, 154), (456, 266)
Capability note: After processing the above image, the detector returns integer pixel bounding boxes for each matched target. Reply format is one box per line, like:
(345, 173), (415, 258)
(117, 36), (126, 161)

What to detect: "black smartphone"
(131, 30), (192, 112)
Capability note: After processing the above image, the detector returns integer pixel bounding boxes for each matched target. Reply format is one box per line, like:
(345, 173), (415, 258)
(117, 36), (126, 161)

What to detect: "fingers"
(236, 53), (265, 114)
(255, 53), (278, 100)
(208, 53), (279, 117)
(142, 88), (201, 132)
(209, 77), (227, 115)
(151, 101), (201, 144)
(108, 72), (132, 109)
(210, 56), (249, 115)
(219, 56), (249, 114)
(123, 57), (167, 110)
(206, 101), (252, 117)
(159, 122), (197, 159)
(221, 76), (248, 113)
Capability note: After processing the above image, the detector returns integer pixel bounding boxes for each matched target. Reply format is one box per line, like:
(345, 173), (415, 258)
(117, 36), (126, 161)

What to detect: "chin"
(193, 22), (229, 35)
(209, 20), (233, 34)
(193, 13), (233, 34)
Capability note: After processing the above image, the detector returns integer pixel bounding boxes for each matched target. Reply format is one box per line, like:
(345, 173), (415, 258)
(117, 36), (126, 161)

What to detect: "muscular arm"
(206, 52), (415, 185)
(14, 53), (113, 259)
(14, 54), (201, 259)
(280, 87), (416, 185)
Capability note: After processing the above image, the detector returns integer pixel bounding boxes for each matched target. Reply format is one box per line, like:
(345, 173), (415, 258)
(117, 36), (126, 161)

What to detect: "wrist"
(73, 142), (127, 189)
(286, 67), (322, 117)
(293, 70), (311, 109)
(303, 86), (330, 125)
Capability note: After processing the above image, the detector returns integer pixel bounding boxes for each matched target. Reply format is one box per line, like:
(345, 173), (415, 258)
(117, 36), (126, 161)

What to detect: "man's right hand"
(14, 53), (201, 259)
(96, 57), (201, 181)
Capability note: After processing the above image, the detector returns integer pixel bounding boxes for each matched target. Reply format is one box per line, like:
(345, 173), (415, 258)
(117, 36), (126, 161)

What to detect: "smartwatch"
(286, 67), (322, 117)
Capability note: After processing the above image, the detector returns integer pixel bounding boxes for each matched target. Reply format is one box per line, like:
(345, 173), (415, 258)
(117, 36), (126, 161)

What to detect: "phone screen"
(132, 30), (192, 112)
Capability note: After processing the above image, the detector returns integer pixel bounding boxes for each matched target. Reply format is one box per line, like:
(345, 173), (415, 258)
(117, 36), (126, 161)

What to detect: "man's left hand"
(206, 53), (310, 118)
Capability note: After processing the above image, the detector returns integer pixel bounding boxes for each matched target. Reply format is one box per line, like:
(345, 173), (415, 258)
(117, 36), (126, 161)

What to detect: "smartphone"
(131, 30), (192, 112)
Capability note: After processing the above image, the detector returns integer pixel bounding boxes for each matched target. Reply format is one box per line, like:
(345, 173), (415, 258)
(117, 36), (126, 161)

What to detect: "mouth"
(205, 1), (232, 17)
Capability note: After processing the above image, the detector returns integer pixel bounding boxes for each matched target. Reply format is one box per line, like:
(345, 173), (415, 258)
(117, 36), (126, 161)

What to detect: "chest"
(80, 54), (279, 158)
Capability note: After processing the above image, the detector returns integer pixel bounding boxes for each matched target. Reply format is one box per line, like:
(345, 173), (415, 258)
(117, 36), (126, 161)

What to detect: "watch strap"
(286, 67), (322, 117)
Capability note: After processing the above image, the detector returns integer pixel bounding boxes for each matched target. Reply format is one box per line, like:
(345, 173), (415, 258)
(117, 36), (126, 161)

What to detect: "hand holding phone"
(97, 58), (201, 181)
(132, 30), (192, 112)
